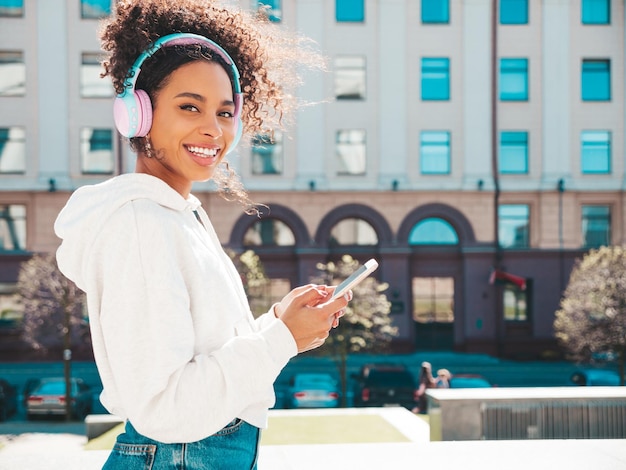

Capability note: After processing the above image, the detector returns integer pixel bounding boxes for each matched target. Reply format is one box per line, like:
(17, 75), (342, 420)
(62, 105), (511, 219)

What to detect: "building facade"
(0, 0), (624, 359)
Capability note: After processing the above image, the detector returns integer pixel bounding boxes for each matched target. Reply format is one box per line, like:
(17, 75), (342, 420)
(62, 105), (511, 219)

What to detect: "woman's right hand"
(274, 284), (350, 353)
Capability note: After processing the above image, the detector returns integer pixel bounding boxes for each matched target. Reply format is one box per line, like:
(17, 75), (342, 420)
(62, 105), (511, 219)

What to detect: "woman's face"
(138, 60), (238, 197)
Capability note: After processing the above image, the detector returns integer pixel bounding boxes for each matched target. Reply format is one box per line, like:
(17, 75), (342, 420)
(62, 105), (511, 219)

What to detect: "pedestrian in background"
(54, 1), (347, 468)
(414, 361), (437, 414)
(436, 369), (451, 388)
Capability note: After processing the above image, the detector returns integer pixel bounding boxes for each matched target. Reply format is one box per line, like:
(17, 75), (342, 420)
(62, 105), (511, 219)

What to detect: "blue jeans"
(102, 419), (260, 470)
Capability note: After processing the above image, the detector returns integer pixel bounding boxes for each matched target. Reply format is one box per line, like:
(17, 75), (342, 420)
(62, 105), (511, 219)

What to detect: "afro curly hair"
(99, 0), (325, 210)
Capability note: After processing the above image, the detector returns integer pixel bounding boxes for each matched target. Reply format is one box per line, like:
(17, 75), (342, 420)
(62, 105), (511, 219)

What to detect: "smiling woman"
(53, 1), (344, 470)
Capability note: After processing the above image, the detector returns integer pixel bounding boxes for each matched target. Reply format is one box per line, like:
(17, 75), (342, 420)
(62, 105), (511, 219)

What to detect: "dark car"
(570, 369), (621, 386)
(448, 373), (493, 388)
(0, 378), (18, 421)
(352, 363), (418, 409)
(26, 377), (93, 420)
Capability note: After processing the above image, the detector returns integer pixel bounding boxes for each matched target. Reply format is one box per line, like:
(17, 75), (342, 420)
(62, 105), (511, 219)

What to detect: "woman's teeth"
(187, 146), (218, 158)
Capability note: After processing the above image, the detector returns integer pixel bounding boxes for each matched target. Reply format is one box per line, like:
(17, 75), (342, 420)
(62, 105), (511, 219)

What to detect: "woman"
(415, 361), (437, 414)
(54, 1), (344, 468)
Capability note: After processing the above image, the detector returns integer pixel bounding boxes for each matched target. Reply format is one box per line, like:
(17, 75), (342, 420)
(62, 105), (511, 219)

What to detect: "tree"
(310, 255), (397, 405)
(17, 253), (89, 420)
(554, 245), (626, 384)
(18, 253), (89, 356)
(226, 249), (272, 318)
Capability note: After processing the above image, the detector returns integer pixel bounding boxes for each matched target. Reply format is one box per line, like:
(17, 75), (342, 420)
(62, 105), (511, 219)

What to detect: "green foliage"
(17, 253), (89, 355)
(554, 246), (626, 382)
(311, 255), (397, 356)
(226, 249), (271, 317)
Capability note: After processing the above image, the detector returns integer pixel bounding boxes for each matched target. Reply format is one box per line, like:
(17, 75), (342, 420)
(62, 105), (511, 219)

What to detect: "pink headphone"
(113, 33), (243, 153)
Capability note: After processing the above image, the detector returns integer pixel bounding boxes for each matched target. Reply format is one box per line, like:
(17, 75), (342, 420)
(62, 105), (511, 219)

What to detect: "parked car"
(352, 363), (418, 409)
(21, 378), (41, 409)
(570, 369), (621, 386)
(26, 377), (93, 420)
(286, 373), (340, 409)
(448, 373), (493, 388)
(0, 378), (18, 421)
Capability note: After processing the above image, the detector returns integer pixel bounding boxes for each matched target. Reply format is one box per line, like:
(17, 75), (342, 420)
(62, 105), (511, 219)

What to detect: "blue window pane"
(409, 218), (458, 245)
(421, 58), (450, 101)
(500, 58), (528, 101)
(582, 60), (610, 101)
(259, 0), (281, 22)
(0, 0), (23, 17)
(336, 0), (364, 22)
(81, 0), (111, 19)
(420, 131), (450, 174)
(500, 0), (528, 24)
(422, 0), (449, 24)
(581, 131), (610, 174)
(582, 205), (610, 248)
(582, 0), (610, 24)
(499, 131), (528, 174)
(499, 204), (529, 248)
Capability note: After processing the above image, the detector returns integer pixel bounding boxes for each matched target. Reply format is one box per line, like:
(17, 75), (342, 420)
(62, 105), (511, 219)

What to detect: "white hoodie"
(54, 173), (297, 443)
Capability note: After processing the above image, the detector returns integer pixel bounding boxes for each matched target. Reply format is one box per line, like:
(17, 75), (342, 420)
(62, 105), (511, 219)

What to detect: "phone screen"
(331, 259), (379, 300)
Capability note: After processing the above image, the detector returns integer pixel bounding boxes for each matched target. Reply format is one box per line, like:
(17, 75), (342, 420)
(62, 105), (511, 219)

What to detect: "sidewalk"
(1, 408), (625, 470)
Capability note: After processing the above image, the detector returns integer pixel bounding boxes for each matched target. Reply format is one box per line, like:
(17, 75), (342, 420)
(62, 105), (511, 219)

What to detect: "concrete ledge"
(84, 414), (124, 441)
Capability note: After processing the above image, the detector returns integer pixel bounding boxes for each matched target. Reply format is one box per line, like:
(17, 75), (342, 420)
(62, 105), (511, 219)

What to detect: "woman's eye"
(219, 111), (234, 118)
(180, 104), (199, 112)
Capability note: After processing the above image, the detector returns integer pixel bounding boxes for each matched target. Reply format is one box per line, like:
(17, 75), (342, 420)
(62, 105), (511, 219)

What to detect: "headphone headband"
(119, 32), (242, 114)
(114, 32), (244, 148)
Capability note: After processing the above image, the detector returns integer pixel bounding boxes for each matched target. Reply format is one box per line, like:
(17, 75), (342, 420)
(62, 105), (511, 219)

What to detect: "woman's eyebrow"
(174, 92), (206, 101)
(174, 92), (235, 108)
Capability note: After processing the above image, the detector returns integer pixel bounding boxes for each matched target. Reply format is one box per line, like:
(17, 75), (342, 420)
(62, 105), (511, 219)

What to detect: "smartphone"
(330, 258), (379, 300)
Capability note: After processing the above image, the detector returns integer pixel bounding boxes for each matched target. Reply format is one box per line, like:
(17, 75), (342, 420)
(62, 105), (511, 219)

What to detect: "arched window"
(409, 218), (458, 245)
(329, 218), (378, 245)
(243, 219), (295, 246)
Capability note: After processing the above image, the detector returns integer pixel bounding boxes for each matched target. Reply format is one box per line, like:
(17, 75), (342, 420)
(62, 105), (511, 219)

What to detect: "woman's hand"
(274, 284), (351, 353)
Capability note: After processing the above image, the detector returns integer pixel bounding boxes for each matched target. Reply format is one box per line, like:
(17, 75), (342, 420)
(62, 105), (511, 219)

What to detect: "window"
(421, 58), (450, 101)
(412, 277), (454, 323)
(334, 56), (366, 100)
(409, 218), (458, 245)
(421, 0), (449, 24)
(81, 53), (114, 98)
(582, 0), (610, 24)
(0, 205), (26, 251)
(503, 283), (529, 321)
(330, 218), (377, 245)
(582, 205), (610, 248)
(582, 59), (610, 101)
(500, 58), (528, 101)
(420, 131), (450, 174)
(499, 131), (528, 174)
(336, 0), (364, 22)
(81, 0), (111, 19)
(251, 132), (283, 175)
(243, 219), (295, 246)
(80, 128), (114, 174)
(500, 0), (528, 24)
(581, 131), (611, 174)
(0, 127), (26, 173)
(499, 204), (529, 248)
(0, 0), (23, 17)
(257, 0), (281, 22)
(0, 51), (25, 96)
(336, 129), (366, 175)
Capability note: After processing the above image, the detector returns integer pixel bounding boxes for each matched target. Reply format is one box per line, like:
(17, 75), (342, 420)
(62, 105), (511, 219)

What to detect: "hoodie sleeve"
(85, 200), (296, 443)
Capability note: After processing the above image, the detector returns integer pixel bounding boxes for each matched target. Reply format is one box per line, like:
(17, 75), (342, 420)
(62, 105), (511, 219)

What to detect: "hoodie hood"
(54, 173), (201, 290)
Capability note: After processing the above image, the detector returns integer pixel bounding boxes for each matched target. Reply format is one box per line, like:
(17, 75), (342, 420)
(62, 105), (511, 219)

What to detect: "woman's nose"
(200, 116), (223, 138)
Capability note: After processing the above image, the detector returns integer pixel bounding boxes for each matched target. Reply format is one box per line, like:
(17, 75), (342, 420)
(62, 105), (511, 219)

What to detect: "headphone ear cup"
(113, 89), (153, 138)
(226, 118), (243, 154)
(134, 90), (153, 137)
